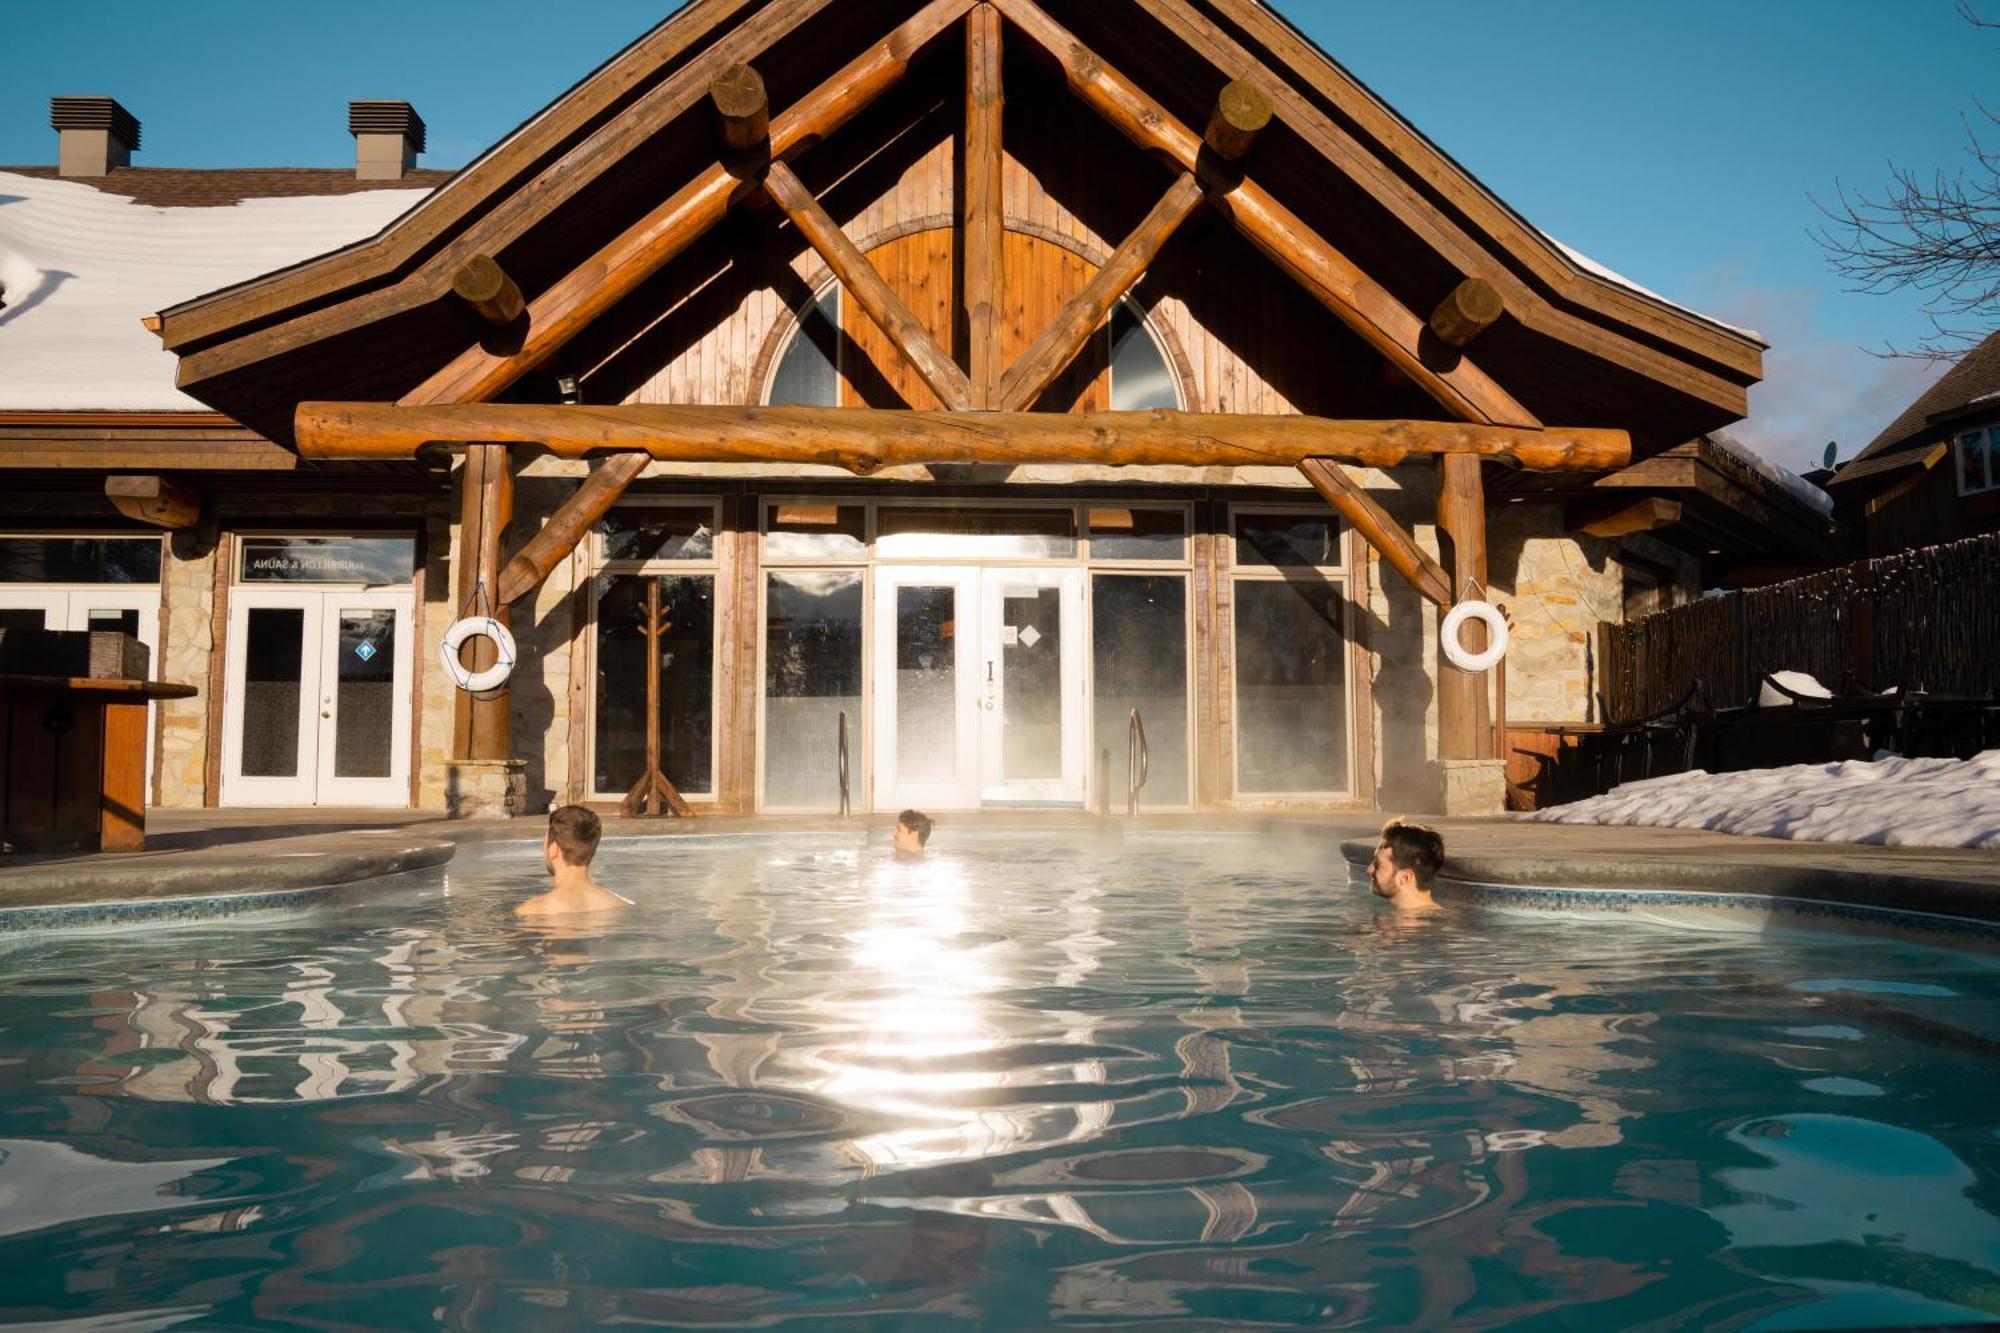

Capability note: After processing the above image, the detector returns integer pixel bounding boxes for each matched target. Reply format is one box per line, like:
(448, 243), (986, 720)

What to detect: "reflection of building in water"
(80, 929), (525, 1108)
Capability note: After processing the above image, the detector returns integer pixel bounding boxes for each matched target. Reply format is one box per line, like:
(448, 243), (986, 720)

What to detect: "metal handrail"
(1126, 707), (1149, 815)
(837, 709), (851, 817)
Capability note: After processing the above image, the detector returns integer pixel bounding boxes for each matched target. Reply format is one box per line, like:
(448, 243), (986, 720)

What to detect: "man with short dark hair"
(893, 809), (934, 857)
(516, 804), (632, 917)
(1366, 818), (1445, 914)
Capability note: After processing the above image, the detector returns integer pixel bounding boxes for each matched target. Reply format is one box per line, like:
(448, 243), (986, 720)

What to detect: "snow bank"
(0, 171), (422, 410)
(1529, 750), (2000, 850)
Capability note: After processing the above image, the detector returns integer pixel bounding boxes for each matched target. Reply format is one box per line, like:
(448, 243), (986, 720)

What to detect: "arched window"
(1108, 300), (1180, 411)
(767, 286), (841, 407)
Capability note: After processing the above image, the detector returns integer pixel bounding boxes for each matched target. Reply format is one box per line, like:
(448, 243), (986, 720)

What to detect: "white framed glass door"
(872, 566), (980, 811)
(222, 587), (413, 807)
(980, 567), (1086, 806)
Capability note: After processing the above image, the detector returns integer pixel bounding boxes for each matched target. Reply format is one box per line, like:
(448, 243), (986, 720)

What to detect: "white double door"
(221, 586), (414, 806)
(0, 584), (164, 777)
(872, 566), (1086, 810)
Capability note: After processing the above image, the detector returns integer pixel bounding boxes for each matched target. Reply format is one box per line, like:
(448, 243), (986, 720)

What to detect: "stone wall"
(156, 531), (218, 808)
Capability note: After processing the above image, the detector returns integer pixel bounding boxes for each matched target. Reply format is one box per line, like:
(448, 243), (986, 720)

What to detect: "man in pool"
(516, 805), (633, 918)
(893, 809), (933, 857)
(1366, 818), (1445, 915)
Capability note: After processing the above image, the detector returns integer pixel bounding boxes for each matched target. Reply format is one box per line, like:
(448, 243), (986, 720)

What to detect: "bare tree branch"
(1812, 7), (2000, 361)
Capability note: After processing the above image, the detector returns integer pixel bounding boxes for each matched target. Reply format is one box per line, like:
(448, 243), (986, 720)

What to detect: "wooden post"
(104, 474), (203, 530)
(710, 63), (769, 151)
(451, 255), (526, 327)
(453, 443), (514, 762)
(497, 451), (650, 605)
(964, 2), (1004, 406)
(1203, 80), (1273, 161)
(1429, 277), (1504, 349)
(1436, 454), (1492, 760)
(1298, 458), (1451, 607)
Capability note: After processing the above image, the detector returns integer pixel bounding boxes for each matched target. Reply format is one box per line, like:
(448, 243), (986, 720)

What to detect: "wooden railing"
(1601, 532), (2000, 721)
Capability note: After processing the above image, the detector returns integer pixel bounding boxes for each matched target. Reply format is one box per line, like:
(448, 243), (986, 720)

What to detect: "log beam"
(402, 0), (974, 407)
(104, 474), (203, 530)
(451, 255), (526, 327)
(996, 171), (1204, 411)
(964, 3), (1005, 407)
(1429, 277), (1504, 349)
(994, 0), (1538, 428)
(763, 159), (975, 411)
(1203, 80), (1273, 161)
(709, 62), (769, 151)
(297, 402), (1630, 472)
(1567, 494), (1682, 539)
(497, 451), (651, 606)
(1436, 454), (1492, 760)
(1298, 458), (1451, 607)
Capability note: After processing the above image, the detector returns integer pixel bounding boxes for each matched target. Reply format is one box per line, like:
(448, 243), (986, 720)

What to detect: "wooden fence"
(1601, 532), (2000, 721)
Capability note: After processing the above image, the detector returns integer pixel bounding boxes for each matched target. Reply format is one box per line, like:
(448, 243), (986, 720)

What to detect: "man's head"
(894, 809), (933, 855)
(545, 804), (603, 872)
(1368, 819), (1444, 900)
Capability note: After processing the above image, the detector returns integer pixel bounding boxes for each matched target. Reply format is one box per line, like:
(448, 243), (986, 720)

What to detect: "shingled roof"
(0, 166), (451, 209)
(1834, 330), (2000, 489)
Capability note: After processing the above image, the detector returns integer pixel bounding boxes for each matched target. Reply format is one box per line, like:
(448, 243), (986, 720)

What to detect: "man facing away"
(516, 805), (633, 918)
(1366, 818), (1446, 915)
(893, 809), (933, 857)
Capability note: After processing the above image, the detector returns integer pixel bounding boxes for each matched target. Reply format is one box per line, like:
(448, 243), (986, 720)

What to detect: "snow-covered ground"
(1529, 750), (2000, 850)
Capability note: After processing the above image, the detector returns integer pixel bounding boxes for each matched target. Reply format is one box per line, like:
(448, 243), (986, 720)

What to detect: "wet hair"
(897, 809), (934, 847)
(1378, 819), (1444, 889)
(547, 804), (602, 866)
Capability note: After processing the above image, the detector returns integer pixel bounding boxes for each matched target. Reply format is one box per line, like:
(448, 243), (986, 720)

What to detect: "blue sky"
(4, 1), (1991, 469)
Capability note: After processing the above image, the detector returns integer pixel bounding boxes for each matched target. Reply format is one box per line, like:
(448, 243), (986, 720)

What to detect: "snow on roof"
(0, 170), (427, 411)
(1541, 233), (1764, 345)
(1708, 428), (1836, 521)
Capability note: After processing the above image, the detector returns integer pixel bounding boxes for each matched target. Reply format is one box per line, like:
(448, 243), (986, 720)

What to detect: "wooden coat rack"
(622, 578), (692, 818)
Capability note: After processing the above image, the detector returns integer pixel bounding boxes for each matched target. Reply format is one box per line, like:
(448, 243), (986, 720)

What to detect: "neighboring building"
(0, 0), (1832, 819)
(1826, 330), (2000, 557)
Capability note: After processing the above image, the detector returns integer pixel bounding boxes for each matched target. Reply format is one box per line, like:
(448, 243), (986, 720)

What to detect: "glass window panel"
(242, 607), (305, 778)
(1093, 574), (1189, 807)
(763, 570), (864, 809)
(600, 508), (715, 563)
(594, 575), (715, 797)
(1000, 585), (1063, 781)
(770, 288), (841, 407)
(765, 502), (867, 560)
(1234, 513), (1342, 570)
(1088, 506), (1186, 561)
(1961, 430), (1994, 493)
(1234, 579), (1349, 793)
(0, 608), (48, 633)
(1109, 303), (1179, 411)
(895, 585), (958, 782)
(239, 536), (413, 584)
(877, 507), (1076, 560)
(333, 610), (396, 779)
(0, 537), (160, 584)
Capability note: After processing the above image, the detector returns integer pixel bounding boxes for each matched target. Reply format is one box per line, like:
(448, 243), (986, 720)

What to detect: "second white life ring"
(439, 616), (517, 694)
(1440, 600), (1509, 673)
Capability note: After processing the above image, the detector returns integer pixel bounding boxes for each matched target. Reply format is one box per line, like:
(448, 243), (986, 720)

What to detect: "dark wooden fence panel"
(1604, 532), (2000, 720)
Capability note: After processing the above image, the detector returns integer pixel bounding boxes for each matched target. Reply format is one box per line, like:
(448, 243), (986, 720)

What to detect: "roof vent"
(50, 96), (140, 177)
(348, 100), (425, 181)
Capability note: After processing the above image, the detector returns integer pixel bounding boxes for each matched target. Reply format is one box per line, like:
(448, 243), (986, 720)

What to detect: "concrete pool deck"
(0, 807), (1995, 934)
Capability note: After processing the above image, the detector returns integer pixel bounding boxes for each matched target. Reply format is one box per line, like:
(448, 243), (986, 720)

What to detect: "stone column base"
(1440, 758), (1508, 816)
(447, 759), (530, 820)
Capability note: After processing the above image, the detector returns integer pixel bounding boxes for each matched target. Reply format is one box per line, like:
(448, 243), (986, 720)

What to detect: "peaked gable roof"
(154, 0), (1763, 450)
(1840, 330), (2000, 479)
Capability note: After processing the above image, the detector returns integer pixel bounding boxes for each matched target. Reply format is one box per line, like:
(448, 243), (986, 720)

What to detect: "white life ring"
(440, 616), (517, 694)
(1440, 599), (1509, 673)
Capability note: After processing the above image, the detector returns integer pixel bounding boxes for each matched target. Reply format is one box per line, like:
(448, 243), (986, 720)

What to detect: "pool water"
(2, 829), (1999, 1329)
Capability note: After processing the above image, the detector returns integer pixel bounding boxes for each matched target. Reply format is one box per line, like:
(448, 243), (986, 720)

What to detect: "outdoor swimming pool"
(1, 828), (1998, 1329)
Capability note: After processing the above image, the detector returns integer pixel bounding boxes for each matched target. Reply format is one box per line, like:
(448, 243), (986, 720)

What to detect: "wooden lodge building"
(0, 0), (1836, 819)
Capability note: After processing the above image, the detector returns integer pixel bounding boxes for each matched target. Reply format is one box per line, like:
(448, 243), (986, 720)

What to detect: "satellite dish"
(1822, 440), (1838, 468)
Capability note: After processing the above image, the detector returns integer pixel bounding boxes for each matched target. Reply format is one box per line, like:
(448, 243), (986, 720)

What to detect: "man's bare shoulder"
(515, 884), (633, 918)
